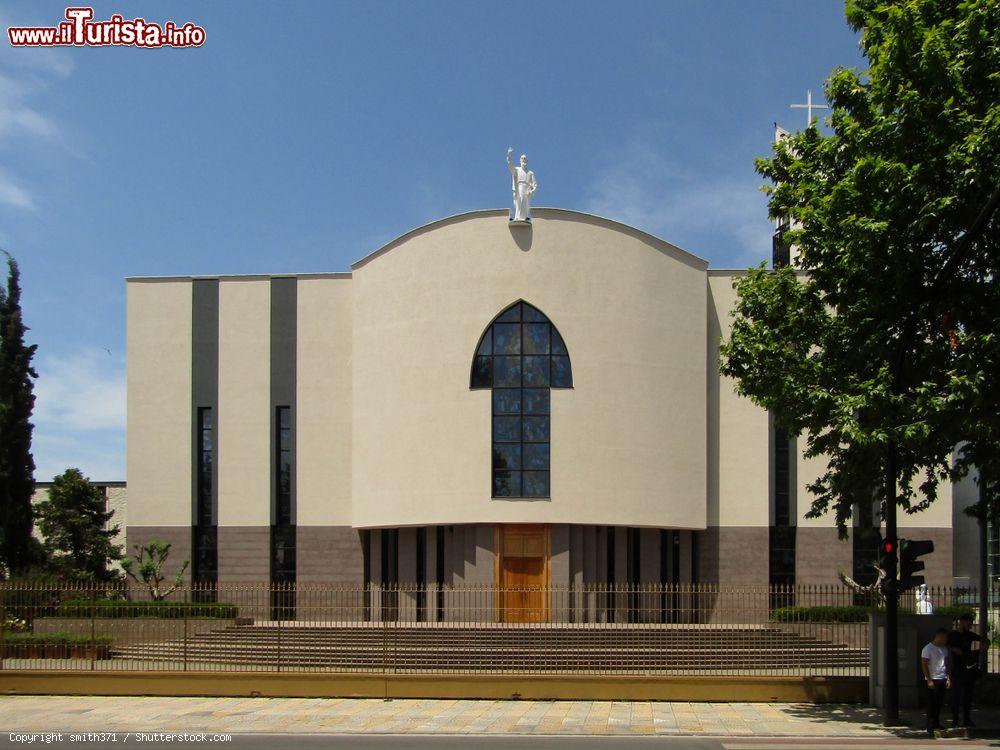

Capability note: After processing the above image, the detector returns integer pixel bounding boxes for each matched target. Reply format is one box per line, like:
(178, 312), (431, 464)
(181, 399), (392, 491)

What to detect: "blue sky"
(0, 1), (864, 481)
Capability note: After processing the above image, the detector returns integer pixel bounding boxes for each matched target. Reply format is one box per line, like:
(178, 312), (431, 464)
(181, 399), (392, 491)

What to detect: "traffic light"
(879, 537), (895, 573)
(898, 538), (934, 592)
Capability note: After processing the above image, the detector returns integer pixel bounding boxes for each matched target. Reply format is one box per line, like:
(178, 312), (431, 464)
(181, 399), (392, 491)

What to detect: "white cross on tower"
(790, 89), (829, 127)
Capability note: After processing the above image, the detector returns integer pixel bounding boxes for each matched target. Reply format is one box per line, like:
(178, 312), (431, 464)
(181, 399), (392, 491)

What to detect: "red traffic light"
(882, 540), (895, 554)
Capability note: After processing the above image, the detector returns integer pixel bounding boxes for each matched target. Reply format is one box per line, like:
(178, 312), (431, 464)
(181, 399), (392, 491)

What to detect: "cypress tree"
(0, 253), (38, 577)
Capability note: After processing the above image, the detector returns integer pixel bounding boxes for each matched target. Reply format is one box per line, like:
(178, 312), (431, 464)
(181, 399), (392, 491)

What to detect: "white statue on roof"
(507, 146), (537, 223)
(915, 583), (934, 614)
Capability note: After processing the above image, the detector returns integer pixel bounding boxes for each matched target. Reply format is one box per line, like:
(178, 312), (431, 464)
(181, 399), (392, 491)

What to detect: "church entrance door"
(499, 524), (549, 623)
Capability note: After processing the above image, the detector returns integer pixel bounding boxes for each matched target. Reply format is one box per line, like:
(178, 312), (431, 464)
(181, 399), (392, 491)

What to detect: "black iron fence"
(0, 582), (989, 676)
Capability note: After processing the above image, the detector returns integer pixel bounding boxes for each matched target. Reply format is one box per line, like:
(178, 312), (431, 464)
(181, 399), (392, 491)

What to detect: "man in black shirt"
(948, 612), (985, 728)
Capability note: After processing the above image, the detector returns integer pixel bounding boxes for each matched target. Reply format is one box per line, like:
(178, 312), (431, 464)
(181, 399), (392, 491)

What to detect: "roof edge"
(127, 207), (714, 282)
(350, 207), (709, 271)
(126, 272), (352, 283)
(34, 480), (126, 487)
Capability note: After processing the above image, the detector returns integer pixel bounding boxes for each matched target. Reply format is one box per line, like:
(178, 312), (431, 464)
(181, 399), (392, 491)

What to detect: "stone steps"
(110, 623), (868, 670)
(163, 636), (850, 648)
(111, 652), (867, 669)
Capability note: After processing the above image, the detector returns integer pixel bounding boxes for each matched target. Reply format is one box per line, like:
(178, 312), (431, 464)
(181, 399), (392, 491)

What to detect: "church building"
(125, 206), (960, 615)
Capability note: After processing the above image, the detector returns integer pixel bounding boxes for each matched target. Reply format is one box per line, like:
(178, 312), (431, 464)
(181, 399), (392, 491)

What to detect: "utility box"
(870, 612), (954, 707)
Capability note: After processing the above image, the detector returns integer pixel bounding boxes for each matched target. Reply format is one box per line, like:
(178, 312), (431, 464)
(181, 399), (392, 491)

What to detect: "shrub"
(3, 632), (114, 659)
(121, 541), (188, 601)
(932, 605), (977, 621)
(771, 605), (871, 623)
(3, 616), (29, 633)
(772, 603), (978, 623)
(0, 575), (72, 621)
(53, 599), (237, 619)
(3, 632), (113, 646)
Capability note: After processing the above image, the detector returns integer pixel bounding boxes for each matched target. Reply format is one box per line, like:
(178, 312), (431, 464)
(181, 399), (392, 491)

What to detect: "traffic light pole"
(980, 468), (989, 673)
(879, 187), (1000, 726)
(884, 443), (900, 725)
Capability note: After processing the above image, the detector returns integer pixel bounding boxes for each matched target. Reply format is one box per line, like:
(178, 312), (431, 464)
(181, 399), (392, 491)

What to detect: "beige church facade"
(125, 208), (958, 608)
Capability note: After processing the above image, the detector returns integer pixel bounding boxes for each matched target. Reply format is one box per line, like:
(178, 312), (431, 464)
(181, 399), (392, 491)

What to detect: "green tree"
(34, 468), (123, 581)
(0, 253), (38, 577)
(122, 541), (189, 601)
(720, 0), (1000, 535)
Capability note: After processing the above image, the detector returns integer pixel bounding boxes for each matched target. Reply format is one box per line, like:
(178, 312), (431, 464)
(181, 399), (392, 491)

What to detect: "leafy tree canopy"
(34, 468), (123, 582)
(721, 0), (1000, 535)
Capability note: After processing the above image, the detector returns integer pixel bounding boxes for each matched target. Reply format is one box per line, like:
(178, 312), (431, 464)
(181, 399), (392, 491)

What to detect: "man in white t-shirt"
(921, 627), (952, 734)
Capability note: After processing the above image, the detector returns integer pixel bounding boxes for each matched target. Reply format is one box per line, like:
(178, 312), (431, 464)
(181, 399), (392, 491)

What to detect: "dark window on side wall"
(270, 524), (296, 619)
(271, 406), (295, 619)
(196, 407), (213, 527)
(276, 406), (292, 526)
(769, 424), (795, 608)
(192, 525), (217, 590)
(193, 407), (217, 600)
(773, 427), (791, 527)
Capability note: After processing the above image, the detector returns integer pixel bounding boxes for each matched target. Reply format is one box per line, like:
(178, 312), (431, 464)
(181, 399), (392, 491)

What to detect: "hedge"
(3, 632), (113, 646)
(53, 599), (238, 619)
(771, 605), (871, 623)
(772, 604), (978, 623)
(932, 605), (977, 620)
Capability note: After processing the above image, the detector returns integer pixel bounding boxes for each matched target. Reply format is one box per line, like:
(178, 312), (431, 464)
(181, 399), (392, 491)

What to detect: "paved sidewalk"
(1, 696), (998, 739)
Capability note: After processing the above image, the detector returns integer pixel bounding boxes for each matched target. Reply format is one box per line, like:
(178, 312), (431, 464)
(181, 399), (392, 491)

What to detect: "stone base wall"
(215, 526), (270, 618)
(698, 526), (769, 585)
(796, 525), (953, 590)
(217, 526), (270, 583)
(124, 523), (956, 621)
(297, 526), (364, 584)
(297, 526), (366, 621)
(796, 527), (853, 588)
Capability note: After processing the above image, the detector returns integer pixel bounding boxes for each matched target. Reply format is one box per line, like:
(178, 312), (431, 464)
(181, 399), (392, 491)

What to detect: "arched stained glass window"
(470, 301), (572, 498)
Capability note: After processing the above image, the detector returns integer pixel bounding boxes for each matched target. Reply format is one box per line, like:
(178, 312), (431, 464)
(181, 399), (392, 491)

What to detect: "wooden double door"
(498, 524), (550, 623)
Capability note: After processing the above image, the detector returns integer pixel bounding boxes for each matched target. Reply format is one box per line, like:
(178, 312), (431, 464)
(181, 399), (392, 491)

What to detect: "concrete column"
(444, 526), (463, 621)
(594, 526), (608, 622)
(614, 526), (629, 622)
(450, 526), (465, 584)
(583, 526), (598, 622)
(471, 524), (495, 622)
(550, 524), (570, 621)
(425, 526), (440, 622)
(550, 524), (570, 584)
(397, 527), (418, 620)
(679, 530), (693, 583)
(570, 525), (586, 622)
(368, 530), (382, 621)
(639, 528), (660, 582)
(472, 524), (495, 583)
(639, 528), (660, 622)
(463, 524), (475, 585)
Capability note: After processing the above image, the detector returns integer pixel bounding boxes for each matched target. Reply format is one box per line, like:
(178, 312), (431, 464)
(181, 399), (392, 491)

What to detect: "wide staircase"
(111, 623), (868, 673)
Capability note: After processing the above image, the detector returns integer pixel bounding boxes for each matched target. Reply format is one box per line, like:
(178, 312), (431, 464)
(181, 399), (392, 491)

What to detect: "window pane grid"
(194, 407), (217, 591)
(474, 302), (570, 498)
(275, 406), (292, 526)
(196, 407), (214, 526)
